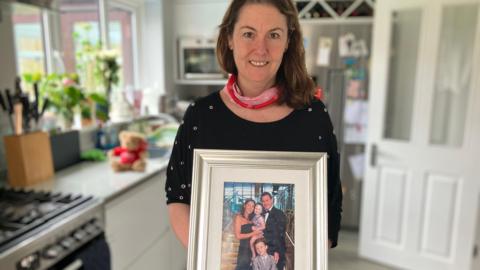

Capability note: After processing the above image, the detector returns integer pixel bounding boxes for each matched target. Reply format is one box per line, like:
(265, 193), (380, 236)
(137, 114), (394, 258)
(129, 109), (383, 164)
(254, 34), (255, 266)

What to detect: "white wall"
(137, 0), (167, 114)
(167, 0), (229, 103)
(162, 0), (175, 100)
(0, 4), (17, 91)
(140, 0), (165, 91)
(127, 0), (226, 113)
(173, 1), (229, 37)
(0, 3), (18, 180)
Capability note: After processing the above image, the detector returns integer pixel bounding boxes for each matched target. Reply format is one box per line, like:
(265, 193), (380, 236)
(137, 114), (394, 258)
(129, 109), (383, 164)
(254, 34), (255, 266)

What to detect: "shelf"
(295, 0), (375, 22)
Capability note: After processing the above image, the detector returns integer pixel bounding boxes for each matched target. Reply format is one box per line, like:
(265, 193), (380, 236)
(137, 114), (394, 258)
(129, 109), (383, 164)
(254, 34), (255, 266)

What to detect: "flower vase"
(109, 89), (134, 122)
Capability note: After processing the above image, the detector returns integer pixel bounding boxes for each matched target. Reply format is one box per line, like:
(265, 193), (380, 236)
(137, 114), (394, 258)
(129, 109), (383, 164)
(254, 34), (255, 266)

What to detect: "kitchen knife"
(33, 82), (40, 122)
(0, 91), (16, 133)
(0, 91), (6, 111)
(14, 76), (23, 98)
(39, 98), (50, 118)
(5, 89), (14, 114)
(20, 95), (31, 132)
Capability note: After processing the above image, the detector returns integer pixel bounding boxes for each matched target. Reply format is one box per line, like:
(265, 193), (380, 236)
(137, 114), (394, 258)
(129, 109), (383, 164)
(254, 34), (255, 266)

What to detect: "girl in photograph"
(250, 203), (266, 261)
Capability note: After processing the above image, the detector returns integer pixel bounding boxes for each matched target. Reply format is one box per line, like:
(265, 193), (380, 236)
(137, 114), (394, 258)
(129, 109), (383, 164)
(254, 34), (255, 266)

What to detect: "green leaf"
(88, 92), (108, 105)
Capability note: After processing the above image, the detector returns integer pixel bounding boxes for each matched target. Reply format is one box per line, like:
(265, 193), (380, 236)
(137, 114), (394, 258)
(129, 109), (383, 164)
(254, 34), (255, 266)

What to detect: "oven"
(177, 37), (226, 80)
(0, 189), (110, 270)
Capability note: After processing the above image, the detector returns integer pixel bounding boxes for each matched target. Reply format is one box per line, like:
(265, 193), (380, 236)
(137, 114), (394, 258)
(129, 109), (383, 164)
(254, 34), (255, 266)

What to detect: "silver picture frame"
(187, 149), (328, 270)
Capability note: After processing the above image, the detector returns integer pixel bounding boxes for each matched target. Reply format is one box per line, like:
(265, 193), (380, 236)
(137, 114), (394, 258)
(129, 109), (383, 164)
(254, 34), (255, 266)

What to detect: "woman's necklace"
(225, 74), (279, 109)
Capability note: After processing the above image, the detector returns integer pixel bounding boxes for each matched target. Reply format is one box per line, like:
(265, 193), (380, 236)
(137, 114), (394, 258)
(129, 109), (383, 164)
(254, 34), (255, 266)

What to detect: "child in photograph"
(252, 238), (277, 270)
(250, 203), (266, 260)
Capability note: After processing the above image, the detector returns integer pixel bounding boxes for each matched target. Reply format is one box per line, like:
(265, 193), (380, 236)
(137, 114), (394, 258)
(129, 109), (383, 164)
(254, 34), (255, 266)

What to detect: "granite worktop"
(28, 157), (170, 202)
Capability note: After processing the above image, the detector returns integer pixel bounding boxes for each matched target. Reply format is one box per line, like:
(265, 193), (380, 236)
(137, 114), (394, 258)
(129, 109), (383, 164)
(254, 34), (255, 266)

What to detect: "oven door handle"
(63, 259), (83, 270)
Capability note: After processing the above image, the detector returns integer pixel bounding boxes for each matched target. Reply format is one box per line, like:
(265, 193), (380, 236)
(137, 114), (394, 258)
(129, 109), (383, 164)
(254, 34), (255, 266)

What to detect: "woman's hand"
(251, 230), (263, 236)
(273, 252), (279, 263)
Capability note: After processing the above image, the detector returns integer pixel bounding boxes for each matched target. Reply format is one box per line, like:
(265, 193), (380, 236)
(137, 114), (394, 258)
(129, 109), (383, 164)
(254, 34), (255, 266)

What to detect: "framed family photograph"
(187, 149), (328, 270)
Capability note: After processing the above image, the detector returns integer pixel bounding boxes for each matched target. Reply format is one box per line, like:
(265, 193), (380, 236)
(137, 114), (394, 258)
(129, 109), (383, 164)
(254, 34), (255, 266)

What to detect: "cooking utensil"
(33, 82), (40, 123)
(39, 98), (50, 119)
(14, 76), (23, 98)
(5, 89), (14, 114)
(14, 103), (23, 135)
(0, 91), (6, 111)
(20, 95), (31, 132)
(0, 91), (15, 132)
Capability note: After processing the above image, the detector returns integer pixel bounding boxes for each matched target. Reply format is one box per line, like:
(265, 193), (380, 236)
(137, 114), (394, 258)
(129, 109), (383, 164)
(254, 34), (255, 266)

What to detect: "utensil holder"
(3, 131), (54, 187)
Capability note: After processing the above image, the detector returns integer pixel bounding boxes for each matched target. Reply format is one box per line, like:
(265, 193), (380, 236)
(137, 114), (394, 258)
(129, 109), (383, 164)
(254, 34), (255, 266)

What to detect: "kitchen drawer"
(105, 172), (170, 270)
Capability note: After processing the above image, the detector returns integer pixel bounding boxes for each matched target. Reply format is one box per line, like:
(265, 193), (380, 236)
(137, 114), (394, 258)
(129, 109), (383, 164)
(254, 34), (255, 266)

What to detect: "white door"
(359, 0), (480, 269)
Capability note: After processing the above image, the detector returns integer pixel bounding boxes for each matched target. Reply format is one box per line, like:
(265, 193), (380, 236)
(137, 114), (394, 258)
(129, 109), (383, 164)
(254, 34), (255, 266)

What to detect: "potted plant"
(73, 25), (119, 122)
(94, 49), (120, 98)
(38, 73), (85, 130)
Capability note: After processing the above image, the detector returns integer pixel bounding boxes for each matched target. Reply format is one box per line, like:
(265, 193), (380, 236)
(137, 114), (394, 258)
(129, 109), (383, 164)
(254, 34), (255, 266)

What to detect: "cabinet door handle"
(370, 144), (378, 167)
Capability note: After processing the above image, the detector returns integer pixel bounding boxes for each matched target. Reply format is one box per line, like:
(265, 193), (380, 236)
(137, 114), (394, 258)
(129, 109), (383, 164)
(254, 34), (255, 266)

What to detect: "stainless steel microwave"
(177, 37), (226, 80)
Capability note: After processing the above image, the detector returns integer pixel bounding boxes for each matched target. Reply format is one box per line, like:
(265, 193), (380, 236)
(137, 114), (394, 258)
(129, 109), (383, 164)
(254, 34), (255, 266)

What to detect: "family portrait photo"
(186, 149), (328, 270)
(220, 182), (295, 270)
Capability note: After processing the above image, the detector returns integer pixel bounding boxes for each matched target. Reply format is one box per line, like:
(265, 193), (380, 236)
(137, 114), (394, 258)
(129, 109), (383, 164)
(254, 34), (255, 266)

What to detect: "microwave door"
(179, 39), (225, 80)
(182, 47), (224, 80)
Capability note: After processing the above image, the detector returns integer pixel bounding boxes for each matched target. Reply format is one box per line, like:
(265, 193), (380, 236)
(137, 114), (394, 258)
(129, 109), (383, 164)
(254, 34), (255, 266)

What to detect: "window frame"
(11, 2), (48, 75)
(108, 0), (140, 88)
(37, 0), (139, 88)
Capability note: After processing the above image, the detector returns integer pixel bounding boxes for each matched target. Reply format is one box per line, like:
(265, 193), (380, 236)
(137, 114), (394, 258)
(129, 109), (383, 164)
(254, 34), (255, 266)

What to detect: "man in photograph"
(261, 192), (287, 270)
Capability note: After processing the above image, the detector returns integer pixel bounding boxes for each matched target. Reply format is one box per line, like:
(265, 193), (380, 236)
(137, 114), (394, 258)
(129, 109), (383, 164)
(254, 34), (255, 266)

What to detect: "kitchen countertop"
(29, 157), (170, 202)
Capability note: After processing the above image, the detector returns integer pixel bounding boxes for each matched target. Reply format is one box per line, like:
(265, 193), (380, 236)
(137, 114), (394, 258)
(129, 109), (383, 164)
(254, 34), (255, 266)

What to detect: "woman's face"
(228, 3), (289, 90)
(254, 204), (263, 215)
(245, 201), (255, 216)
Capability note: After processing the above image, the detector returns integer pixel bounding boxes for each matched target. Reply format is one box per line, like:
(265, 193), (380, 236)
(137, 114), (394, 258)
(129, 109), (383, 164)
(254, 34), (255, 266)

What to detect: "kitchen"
(1, 0), (480, 270)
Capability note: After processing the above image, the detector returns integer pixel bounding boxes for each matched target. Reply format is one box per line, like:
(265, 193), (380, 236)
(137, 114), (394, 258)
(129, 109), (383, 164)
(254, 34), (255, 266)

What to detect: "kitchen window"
(56, 0), (138, 91)
(8, 0), (138, 92)
(11, 2), (46, 75)
(108, 3), (136, 90)
(58, 0), (101, 77)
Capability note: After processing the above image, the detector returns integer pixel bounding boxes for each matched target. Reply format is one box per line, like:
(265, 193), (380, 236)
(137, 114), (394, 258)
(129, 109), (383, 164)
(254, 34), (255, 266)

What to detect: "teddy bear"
(109, 131), (148, 172)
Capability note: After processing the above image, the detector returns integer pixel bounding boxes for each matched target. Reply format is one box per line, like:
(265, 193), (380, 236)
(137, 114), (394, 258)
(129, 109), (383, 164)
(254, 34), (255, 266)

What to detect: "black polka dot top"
(165, 91), (342, 247)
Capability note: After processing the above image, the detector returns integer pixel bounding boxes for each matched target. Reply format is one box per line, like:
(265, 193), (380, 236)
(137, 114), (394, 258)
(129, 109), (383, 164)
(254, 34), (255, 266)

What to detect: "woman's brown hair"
(240, 198), (255, 218)
(216, 0), (315, 109)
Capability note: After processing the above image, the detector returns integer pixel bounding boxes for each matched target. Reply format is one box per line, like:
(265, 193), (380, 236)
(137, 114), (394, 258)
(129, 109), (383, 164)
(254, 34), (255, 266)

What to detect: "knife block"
(3, 131), (54, 187)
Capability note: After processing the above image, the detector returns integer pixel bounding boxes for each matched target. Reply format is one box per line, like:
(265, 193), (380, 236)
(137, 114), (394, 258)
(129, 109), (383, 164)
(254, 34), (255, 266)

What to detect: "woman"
(166, 0), (342, 252)
(234, 199), (262, 270)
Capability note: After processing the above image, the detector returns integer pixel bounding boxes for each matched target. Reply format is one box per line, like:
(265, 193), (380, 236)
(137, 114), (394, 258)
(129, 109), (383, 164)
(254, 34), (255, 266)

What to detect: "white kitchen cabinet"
(127, 228), (186, 270)
(104, 172), (186, 270)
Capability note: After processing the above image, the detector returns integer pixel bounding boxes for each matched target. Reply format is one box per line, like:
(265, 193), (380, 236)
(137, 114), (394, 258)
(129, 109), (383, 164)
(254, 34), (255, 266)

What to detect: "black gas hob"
(0, 188), (92, 252)
(0, 188), (106, 270)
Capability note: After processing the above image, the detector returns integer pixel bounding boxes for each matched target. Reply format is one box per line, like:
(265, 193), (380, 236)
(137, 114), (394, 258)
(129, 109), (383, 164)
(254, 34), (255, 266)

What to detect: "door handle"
(370, 144), (378, 167)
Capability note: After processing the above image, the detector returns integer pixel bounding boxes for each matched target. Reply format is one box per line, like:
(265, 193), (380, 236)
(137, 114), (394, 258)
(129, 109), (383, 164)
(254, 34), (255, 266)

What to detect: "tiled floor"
(329, 230), (395, 270)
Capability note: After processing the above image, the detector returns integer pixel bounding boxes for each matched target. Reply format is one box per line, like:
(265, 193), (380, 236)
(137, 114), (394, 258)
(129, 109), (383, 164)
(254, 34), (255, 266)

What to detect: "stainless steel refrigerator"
(302, 23), (372, 229)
